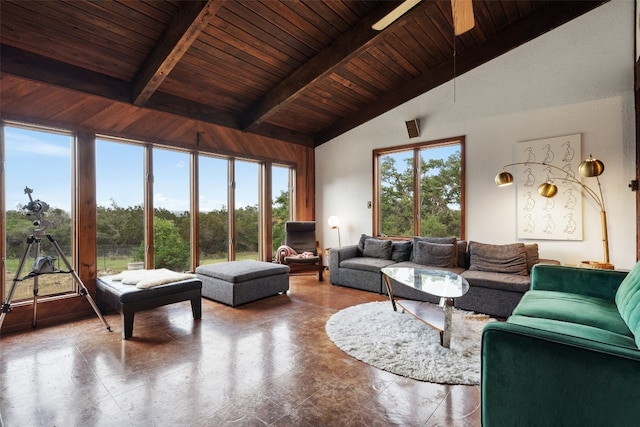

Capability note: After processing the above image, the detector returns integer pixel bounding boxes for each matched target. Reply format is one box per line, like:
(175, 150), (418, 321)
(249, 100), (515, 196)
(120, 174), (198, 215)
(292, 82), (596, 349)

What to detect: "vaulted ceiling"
(0, 0), (607, 147)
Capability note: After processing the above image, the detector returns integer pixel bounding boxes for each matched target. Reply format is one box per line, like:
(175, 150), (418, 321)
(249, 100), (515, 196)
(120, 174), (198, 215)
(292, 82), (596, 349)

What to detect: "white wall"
(316, 1), (637, 269)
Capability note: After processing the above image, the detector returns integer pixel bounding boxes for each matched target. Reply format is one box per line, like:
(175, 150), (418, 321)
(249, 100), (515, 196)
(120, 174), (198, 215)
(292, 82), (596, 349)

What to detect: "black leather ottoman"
(96, 275), (202, 339)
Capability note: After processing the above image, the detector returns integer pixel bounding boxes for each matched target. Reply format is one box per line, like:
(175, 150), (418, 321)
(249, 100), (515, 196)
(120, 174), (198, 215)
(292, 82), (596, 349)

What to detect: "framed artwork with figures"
(515, 134), (583, 241)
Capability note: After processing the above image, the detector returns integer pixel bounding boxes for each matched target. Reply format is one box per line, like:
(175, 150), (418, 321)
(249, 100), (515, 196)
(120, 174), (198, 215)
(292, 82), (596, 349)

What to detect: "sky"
(3, 125), (290, 214)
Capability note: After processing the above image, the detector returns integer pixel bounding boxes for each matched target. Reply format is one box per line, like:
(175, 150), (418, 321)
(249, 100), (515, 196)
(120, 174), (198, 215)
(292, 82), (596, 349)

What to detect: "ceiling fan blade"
(451, 0), (475, 35)
(372, 0), (421, 31)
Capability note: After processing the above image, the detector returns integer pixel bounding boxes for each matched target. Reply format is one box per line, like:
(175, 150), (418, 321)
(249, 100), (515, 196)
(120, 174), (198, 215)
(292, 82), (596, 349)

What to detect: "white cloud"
(5, 133), (70, 158)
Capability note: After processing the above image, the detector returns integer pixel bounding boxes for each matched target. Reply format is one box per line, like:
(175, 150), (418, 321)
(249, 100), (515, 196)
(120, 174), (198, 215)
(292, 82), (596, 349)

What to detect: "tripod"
(0, 229), (111, 333)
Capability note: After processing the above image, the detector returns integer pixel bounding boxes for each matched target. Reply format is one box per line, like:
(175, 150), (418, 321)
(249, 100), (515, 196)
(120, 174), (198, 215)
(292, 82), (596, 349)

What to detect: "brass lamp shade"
(495, 171), (514, 186)
(537, 181), (558, 198)
(579, 155), (605, 177)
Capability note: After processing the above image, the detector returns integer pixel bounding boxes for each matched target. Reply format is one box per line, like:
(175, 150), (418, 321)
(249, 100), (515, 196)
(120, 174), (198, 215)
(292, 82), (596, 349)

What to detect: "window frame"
(373, 136), (466, 239)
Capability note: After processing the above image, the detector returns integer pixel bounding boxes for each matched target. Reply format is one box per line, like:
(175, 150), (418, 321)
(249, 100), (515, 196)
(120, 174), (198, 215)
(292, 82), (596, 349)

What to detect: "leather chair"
(280, 221), (323, 281)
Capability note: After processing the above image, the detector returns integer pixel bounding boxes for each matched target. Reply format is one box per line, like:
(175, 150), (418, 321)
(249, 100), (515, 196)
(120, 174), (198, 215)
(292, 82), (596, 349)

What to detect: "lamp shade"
(328, 216), (340, 229)
(579, 155), (605, 177)
(537, 181), (558, 198)
(495, 171), (514, 186)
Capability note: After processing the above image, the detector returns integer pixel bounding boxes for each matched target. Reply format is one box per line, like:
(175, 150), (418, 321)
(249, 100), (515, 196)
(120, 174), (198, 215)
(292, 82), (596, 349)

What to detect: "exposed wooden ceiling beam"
(239, 0), (435, 132)
(0, 44), (130, 102)
(131, 0), (223, 107)
(314, 0), (608, 145)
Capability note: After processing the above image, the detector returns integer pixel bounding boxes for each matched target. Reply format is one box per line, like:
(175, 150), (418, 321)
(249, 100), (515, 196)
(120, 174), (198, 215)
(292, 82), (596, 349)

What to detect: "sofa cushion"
(508, 315), (638, 350)
(363, 238), (393, 259)
(615, 261), (640, 347)
(357, 234), (371, 255)
(414, 241), (456, 268)
(340, 257), (397, 273)
(412, 236), (457, 264)
(461, 269), (531, 293)
(513, 290), (634, 338)
(391, 240), (412, 262)
(468, 241), (528, 276)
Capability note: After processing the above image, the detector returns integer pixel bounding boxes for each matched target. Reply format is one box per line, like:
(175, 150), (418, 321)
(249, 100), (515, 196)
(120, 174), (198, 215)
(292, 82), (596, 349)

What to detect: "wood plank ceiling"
(0, 0), (607, 148)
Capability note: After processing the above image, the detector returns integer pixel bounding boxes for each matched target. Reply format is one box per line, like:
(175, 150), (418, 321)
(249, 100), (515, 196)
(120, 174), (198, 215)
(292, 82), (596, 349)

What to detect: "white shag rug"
(325, 301), (494, 385)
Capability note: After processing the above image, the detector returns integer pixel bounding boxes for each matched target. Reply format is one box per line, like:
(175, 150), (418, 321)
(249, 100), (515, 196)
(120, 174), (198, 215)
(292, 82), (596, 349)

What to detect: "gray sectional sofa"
(329, 235), (559, 318)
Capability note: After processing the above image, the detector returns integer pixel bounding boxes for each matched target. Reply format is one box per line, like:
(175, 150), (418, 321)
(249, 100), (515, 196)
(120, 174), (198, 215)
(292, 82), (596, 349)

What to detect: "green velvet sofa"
(481, 263), (640, 426)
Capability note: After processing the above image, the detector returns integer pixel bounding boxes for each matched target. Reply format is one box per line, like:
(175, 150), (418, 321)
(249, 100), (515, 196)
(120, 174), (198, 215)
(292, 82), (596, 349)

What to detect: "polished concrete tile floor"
(0, 275), (480, 426)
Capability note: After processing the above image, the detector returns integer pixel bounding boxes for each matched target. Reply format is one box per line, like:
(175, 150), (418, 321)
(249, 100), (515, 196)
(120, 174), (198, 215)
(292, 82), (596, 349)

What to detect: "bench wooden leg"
(122, 308), (134, 339)
(191, 296), (202, 319)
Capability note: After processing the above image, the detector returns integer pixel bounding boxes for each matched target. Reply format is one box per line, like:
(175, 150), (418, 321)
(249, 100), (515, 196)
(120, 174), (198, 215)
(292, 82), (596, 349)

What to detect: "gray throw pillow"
(414, 241), (456, 267)
(358, 234), (372, 255)
(363, 239), (393, 259)
(468, 241), (528, 276)
(391, 240), (412, 262)
(412, 236), (458, 265)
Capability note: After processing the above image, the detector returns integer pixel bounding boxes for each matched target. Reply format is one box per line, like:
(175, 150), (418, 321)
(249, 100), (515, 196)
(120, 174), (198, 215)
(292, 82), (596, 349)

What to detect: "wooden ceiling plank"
(279, 1), (346, 42)
(328, 73), (379, 103)
(4, 2), (153, 57)
(1, 11), (142, 80)
(59, 0), (164, 43)
(240, 1), (438, 131)
(316, 0), (608, 145)
(219, 2), (312, 64)
(132, 1), (223, 107)
(195, 31), (297, 79)
(247, 1), (330, 52)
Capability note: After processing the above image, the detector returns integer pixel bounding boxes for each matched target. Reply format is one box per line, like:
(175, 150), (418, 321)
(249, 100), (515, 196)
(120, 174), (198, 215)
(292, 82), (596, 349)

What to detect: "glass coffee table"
(381, 267), (469, 348)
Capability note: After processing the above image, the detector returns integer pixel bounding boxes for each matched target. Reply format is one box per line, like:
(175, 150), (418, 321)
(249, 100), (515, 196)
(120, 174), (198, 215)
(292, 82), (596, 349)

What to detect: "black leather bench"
(96, 275), (202, 339)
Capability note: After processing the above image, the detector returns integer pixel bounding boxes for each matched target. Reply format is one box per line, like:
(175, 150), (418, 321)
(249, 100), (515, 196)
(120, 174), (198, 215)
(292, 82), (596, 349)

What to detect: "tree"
(272, 189), (289, 254)
(380, 149), (461, 237)
(134, 217), (190, 271)
(380, 155), (414, 236)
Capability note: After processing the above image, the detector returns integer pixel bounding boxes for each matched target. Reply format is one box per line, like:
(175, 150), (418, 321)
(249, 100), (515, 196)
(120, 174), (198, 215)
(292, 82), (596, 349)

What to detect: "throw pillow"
(358, 234), (372, 255)
(412, 236), (458, 265)
(391, 240), (412, 262)
(363, 238), (393, 259)
(414, 241), (456, 267)
(524, 243), (539, 272)
(457, 240), (469, 269)
(468, 241), (528, 276)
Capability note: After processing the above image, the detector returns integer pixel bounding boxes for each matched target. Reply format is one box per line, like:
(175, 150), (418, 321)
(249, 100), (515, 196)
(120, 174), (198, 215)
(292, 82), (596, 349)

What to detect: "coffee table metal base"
(384, 275), (454, 348)
(395, 298), (454, 347)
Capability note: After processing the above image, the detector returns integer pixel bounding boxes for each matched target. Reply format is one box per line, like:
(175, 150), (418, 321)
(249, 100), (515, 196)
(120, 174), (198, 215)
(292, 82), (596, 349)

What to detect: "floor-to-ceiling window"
(234, 160), (260, 261)
(3, 123), (74, 301)
(271, 164), (292, 257)
(152, 147), (191, 271)
(95, 138), (144, 275)
(198, 154), (229, 265)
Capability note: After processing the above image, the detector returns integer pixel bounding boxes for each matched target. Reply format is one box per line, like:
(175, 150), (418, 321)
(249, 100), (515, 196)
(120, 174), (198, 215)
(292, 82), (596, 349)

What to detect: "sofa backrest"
(615, 261), (640, 347)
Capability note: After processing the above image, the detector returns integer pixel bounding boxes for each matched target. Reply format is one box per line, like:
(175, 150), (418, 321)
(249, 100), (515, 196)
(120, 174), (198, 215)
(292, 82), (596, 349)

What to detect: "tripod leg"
(32, 239), (41, 327)
(47, 235), (112, 332)
(0, 238), (35, 332)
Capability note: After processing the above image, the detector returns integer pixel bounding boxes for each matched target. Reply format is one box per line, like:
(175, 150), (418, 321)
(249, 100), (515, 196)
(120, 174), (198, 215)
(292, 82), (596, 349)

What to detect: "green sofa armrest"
(530, 264), (627, 301)
(482, 322), (640, 426)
